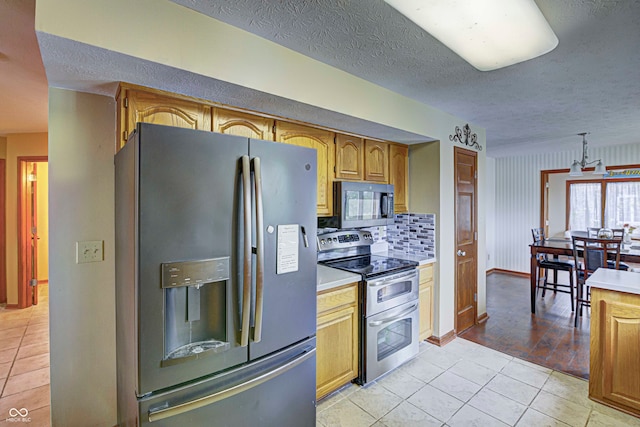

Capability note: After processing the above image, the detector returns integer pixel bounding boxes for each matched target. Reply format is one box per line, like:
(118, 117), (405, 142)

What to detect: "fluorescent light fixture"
(384, 0), (559, 71)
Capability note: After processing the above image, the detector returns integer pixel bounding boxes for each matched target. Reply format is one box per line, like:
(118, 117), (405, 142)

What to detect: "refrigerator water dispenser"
(161, 257), (231, 366)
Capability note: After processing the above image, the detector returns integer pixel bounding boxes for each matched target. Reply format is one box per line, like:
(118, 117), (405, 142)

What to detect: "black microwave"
(332, 181), (394, 229)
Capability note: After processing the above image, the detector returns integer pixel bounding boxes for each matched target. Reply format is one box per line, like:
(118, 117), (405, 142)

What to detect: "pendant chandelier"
(569, 132), (606, 177)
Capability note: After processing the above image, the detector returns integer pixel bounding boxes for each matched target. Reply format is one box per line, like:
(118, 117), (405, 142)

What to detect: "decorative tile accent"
(387, 213), (436, 258)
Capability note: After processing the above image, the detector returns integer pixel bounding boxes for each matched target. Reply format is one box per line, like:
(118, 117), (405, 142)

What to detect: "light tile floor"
(0, 284), (50, 426)
(1, 288), (639, 427)
(316, 338), (640, 427)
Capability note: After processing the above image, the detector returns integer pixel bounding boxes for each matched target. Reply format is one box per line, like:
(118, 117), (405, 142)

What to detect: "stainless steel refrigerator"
(115, 123), (317, 426)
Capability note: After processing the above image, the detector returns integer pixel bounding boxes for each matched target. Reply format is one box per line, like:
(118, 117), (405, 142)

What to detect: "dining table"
(529, 232), (640, 313)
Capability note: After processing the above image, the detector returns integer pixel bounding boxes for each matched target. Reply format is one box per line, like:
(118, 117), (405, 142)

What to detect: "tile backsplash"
(387, 213), (436, 258)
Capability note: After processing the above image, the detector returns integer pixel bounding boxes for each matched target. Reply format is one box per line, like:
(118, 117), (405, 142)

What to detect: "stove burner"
(322, 254), (417, 278)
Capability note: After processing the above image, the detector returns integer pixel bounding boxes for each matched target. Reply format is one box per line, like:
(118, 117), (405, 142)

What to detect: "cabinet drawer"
(317, 284), (358, 315)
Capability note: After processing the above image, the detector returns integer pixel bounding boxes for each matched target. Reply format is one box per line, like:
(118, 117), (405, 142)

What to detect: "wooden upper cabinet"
(335, 134), (364, 181)
(364, 140), (389, 183)
(213, 108), (274, 141)
(389, 144), (409, 213)
(275, 121), (335, 216)
(119, 89), (211, 148)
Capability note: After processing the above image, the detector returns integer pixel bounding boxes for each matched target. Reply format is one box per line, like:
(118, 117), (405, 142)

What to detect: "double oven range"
(318, 230), (420, 384)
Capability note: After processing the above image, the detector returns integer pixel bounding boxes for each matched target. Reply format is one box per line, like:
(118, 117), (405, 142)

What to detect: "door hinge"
(334, 165), (336, 173)
(545, 182), (549, 188)
(474, 293), (477, 302)
(272, 124), (277, 135)
(123, 97), (128, 108)
(474, 231), (477, 241)
(474, 170), (477, 179)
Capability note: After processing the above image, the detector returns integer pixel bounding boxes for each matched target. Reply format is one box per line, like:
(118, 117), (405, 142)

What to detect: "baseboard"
(487, 268), (529, 278)
(477, 312), (489, 324)
(426, 329), (456, 347)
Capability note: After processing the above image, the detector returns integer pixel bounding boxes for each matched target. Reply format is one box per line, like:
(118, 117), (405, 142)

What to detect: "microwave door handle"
(240, 155), (252, 347)
(381, 195), (388, 217)
(252, 156), (264, 343)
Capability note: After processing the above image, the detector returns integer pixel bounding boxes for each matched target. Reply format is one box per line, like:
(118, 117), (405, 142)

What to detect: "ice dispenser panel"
(161, 257), (231, 367)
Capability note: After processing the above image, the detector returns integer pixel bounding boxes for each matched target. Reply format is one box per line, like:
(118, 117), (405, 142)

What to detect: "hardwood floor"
(460, 272), (590, 380)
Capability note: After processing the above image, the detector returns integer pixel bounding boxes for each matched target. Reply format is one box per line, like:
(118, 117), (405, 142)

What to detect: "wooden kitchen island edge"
(587, 269), (640, 417)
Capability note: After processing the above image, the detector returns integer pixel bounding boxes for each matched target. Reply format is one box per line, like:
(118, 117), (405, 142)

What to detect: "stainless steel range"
(317, 230), (419, 384)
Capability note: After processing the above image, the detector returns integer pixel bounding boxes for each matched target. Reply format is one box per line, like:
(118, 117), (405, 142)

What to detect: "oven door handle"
(368, 271), (417, 288)
(368, 302), (418, 327)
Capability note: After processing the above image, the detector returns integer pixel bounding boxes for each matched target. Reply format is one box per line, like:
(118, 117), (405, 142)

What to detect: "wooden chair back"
(571, 236), (622, 278)
(531, 227), (544, 244)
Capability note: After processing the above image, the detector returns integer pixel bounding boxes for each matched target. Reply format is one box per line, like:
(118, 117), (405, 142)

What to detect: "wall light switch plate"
(76, 240), (104, 263)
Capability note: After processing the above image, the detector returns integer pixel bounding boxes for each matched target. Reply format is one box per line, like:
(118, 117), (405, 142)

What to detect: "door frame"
(0, 159), (5, 304)
(454, 147), (478, 333)
(17, 156), (47, 308)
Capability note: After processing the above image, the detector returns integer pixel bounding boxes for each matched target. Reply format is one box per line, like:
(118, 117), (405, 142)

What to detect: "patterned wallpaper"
(493, 142), (640, 273)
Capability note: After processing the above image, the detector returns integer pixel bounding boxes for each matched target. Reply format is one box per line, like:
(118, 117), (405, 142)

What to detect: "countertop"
(317, 265), (361, 292)
(586, 268), (640, 295)
(317, 251), (436, 292)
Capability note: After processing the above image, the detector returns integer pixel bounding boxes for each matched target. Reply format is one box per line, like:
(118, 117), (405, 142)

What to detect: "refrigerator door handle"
(147, 348), (316, 422)
(252, 156), (264, 343)
(240, 155), (252, 347)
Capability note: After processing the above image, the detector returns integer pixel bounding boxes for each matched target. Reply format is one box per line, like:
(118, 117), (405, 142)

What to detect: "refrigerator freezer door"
(248, 139), (318, 360)
(140, 339), (316, 427)
(134, 124), (251, 395)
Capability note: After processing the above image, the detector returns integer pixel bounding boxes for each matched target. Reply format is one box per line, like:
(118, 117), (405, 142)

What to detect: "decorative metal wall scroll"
(450, 123), (482, 151)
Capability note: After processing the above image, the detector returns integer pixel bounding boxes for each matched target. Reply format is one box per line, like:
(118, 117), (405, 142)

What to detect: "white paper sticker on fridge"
(277, 224), (299, 274)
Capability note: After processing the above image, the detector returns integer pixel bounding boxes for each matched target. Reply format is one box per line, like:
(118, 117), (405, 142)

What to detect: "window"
(568, 182), (601, 230)
(568, 179), (640, 231)
(605, 181), (640, 229)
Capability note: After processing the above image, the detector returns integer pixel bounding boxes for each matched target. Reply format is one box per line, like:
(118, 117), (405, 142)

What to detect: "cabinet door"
(418, 265), (434, 340)
(335, 134), (364, 181)
(213, 108), (274, 141)
(275, 121), (335, 216)
(364, 140), (389, 183)
(122, 90), (211, 147)
(316, 304), (358, 399)
(598, 295), (640, 412)
(389, 144), (409, 213)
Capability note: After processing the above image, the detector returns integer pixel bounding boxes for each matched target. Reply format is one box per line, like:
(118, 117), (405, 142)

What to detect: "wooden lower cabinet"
(418, 264), (434, 340)
(316, 283), (359, 400)
(590, 288), (640, 417)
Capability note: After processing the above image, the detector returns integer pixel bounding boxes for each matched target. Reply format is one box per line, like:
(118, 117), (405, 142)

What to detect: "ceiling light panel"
(384, 0), (558, 71)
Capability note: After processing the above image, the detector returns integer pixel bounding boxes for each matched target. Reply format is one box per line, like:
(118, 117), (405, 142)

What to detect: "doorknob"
(457, 249), (466, 256)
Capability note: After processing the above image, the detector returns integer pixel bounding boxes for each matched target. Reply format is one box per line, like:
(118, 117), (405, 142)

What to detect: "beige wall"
(0, 136), (7, 158)
(48, 88), (116, 426)
(408, 133), (487, 336)
(37, 2), (489, 424)
(36, 162), (49, 282)
(36, 0), (461, 140)
(4, 133), (48, 305)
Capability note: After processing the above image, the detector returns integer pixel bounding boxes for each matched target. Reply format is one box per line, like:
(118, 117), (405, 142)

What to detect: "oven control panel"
(317, 230), (373, 251)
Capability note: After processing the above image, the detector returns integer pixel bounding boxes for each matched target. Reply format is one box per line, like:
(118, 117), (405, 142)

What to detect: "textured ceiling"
(2, 0), (640, 157)
(170, 0), (640, 157)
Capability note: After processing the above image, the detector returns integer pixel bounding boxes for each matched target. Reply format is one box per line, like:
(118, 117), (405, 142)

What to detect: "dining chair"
(531, 228), (575, 311)
(571, 236), (622, 327)
(587, 228), (629, 270)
